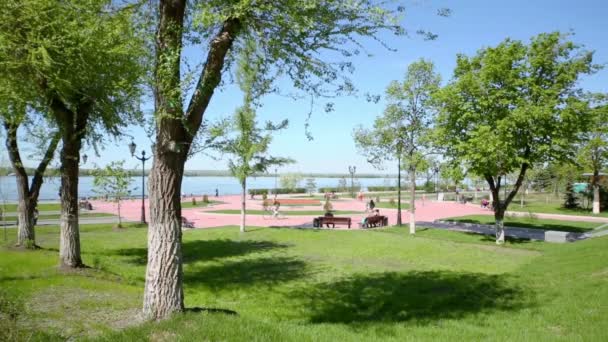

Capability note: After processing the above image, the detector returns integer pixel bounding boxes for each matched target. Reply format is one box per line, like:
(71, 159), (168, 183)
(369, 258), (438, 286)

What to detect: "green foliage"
(337, 178), (348, 192)
(305, 178), (317, 195)
(92, 161), (132, 202)
(367, 186), (399, 191)
(576, 94), (608, 182)
(249, 188), (306, 195)
(563, 181), (580, 209)
(0, 0), (146, 141)
(92, 161), (132, 227)
(279, 173), (303, 190)
(435, 32), (598, 213)
(192, 197), (197, 206)
(354, 59), (440, 171)
(323, 198), (333, 213)
(218, 40), (293, 188)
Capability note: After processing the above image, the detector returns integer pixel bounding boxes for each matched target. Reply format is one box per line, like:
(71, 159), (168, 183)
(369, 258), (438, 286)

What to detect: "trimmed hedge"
(367, 186), (398, 191)
(248, 188), (306, 195)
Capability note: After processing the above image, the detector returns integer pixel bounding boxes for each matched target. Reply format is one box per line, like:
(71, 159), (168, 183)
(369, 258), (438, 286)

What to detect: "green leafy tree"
(563, 180), (580, 209)
(0, 110), (60, 248)
(279, 173), (303, 191)
(577, 94), (608, 214)
(92, 161), (133, 228)
(144, 0), (447, 319)
(305, 178), (317, 196)
(435, 32), (597, 243)
(218, 41), (292, 233)
(354, 59), (440, 232)
(0, 0), (145, 267)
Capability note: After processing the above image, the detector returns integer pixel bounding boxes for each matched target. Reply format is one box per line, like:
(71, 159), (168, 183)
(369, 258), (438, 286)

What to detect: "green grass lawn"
(1, 224), (607, 341)
(206, 209), (363, 216)
(181, 200), (223, 209)
(0, 202), (63, 212)
(508, 201), (608, 217)
(444, 214), (601, 233)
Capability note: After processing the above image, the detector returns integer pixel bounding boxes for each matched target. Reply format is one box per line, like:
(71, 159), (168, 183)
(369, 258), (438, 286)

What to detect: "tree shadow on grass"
(112, 239), (290, 266)
(452, 218), (592, 233)
(293, 271), (528, 325)
(184, 256), (308, 290)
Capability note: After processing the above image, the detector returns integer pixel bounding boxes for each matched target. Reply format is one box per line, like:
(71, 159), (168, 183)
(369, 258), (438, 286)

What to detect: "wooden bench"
(313, 216), (351, 228)
(363, 215), (388, 228)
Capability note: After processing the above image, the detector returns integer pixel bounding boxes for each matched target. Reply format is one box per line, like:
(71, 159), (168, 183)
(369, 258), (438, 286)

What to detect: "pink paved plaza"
(91, 195), (499, 229)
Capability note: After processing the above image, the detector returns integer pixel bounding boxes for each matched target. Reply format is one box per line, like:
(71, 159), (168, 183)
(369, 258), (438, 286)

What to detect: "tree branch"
(185, 18), (241, 141)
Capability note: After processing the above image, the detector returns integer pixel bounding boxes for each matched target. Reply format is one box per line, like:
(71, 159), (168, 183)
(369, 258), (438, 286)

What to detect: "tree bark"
(58, 134), (83, 267)
(240, 180), (246, 233)
(409, 166), (416, 235)
(143, 150), (185, 319)
(49, 94), (89, 268)
(143, 0), (240, 320)
(396, 154), (402, 226)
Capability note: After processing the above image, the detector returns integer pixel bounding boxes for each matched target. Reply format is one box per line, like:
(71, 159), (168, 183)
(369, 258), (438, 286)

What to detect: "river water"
(0, 176), (396, 202)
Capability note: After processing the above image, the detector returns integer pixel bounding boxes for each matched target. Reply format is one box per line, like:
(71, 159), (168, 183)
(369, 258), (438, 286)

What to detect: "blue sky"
(82, 0), (608, 174)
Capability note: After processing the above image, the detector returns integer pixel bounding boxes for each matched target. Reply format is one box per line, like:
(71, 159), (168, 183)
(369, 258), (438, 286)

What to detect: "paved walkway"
(90, 196), (495, 229)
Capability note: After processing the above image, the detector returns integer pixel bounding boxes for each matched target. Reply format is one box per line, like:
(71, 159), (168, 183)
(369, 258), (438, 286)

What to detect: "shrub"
(563, 181), (579, 209)
(202, 195), (209, 203)
(389, 198), (395, 206)
(323, 199), (333, 213)
(192, 197), (197, 206)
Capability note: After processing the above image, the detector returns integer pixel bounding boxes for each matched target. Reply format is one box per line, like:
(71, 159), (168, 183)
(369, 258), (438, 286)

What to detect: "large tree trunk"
(396, 154), (402, 226)
(143, 150), (185, 320)
(58, 140), (83, 267)
(143, 0), (240, 320)
(240, 180), (246, 233)
(494, 205), (506, 244)
(409, 167), (416, 235)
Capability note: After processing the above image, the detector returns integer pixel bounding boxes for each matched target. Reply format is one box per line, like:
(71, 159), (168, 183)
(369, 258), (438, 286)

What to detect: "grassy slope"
(444, 215), (601, 233)
(0, 224), (606, 341)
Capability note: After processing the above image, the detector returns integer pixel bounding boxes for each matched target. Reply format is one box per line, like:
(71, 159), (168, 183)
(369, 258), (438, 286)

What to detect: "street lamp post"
(434, 164), (440, 200)
(348, 166), (356, 197)
(129, 141), (151, 224)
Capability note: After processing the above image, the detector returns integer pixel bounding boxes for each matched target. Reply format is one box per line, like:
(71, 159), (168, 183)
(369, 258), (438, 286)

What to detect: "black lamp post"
(434, 164), (440, 200)
(129, 141), (151, 224)
(348, 165), (356, 197)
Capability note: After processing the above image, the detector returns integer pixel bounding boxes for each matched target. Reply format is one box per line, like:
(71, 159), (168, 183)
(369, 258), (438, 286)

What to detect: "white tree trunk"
(117, 200), (122, 227)
(409, 168), (416, 235)
(593, 184), (600, 215)
(495, 219), (505, 244)
(143, 154), (184, 320)
(59, 143), (83, 268)
(240, 181), (246, 233)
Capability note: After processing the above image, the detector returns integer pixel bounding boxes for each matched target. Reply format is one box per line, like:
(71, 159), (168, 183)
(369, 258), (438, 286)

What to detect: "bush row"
(248, 188), (307, 195)
(318, 186), (361, 193)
